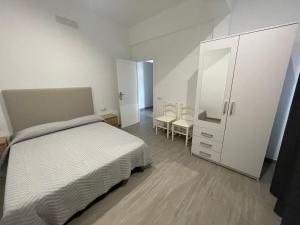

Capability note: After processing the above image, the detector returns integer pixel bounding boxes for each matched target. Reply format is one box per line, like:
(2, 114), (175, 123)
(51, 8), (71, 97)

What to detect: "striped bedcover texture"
(0, 122), (151, 225)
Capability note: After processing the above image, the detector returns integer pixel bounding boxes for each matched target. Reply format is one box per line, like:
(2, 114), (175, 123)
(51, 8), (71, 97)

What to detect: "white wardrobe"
(191, 23), (298, 179)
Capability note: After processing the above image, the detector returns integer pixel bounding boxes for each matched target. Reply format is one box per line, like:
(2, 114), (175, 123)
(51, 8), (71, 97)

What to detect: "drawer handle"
(199, 151), (211, 158)
(201, 132), (213, 138)
(200, 142), (212, 148)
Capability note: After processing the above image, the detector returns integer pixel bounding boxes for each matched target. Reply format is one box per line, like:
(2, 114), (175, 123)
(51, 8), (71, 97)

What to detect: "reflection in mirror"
(198, 48), (231, 124)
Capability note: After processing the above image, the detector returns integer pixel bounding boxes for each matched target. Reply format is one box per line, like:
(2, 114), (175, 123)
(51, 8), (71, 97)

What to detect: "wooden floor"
(0, 109), (280, 225)
(69, 110), (280, 225)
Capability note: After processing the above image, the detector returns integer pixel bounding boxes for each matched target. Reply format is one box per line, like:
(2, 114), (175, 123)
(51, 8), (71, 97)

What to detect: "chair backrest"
(163, 102), (178, 118)
(179, 105), (194, 121)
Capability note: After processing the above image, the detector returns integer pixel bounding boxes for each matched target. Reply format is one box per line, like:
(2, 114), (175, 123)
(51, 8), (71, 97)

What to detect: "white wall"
(137, 62), (153, 109)
(0, 0), (130, 134)
(129, 0), (230, 121)
(131, 24), (212, 119)
(129, 0), (229, 45)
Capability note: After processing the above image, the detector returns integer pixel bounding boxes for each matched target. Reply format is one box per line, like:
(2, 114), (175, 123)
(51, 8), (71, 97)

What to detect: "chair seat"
(155, 116), (176, 123)
(173, 119), (193, 128)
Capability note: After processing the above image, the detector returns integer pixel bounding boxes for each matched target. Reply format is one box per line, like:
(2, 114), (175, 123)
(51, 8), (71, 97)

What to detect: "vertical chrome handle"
(223, 101), (228, 115)
(229, 102), (235, 116)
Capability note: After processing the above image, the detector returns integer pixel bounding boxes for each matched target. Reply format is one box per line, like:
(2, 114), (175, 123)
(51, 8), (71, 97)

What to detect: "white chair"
(155, 103), (178, 139)
(172, 105), (194, 146)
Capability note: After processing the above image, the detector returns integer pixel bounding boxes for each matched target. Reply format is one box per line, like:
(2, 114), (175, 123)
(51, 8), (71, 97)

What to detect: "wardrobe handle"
(229, 102), (235, 116)
(223, 101), (228, 115)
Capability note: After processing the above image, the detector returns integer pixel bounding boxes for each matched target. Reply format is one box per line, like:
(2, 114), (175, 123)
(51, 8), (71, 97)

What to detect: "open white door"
(116, 59), (140, 128)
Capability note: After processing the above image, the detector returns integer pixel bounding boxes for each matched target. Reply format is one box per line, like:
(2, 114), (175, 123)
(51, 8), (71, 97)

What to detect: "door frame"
(135, 58), (155, 127)
(137, 59), (154, 111)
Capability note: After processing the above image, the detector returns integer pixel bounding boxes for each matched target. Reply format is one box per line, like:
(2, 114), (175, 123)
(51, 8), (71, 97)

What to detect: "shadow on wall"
(186, 70), (198, 107)
(152, 15), (229, 85)
(152, 16), (230, 117)
(131, 14), (230, 117)
(153, 26), (211, 86)
(154, 47), (202, 116)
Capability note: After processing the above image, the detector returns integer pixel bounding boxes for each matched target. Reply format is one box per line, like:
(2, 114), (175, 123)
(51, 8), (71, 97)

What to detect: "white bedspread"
(0, 122), (151, 225)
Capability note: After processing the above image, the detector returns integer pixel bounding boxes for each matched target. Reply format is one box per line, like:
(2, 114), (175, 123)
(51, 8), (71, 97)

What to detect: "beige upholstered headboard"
(2, 87), (94, 133)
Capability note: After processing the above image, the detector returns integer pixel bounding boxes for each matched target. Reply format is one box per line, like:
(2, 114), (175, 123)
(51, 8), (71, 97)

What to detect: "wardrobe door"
(221, 24), (297, 178)
(194, 36), (239, 132)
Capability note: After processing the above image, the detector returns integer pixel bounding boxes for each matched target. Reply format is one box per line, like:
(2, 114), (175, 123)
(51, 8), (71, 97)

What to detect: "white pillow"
(12, 115), (103, 144)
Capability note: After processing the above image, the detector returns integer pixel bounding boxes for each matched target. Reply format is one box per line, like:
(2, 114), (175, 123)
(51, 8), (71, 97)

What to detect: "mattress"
(0, 119), (151, 225)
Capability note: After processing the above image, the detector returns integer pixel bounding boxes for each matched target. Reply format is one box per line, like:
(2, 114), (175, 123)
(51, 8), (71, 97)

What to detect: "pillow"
(12, 115), (103, 145)
(68, 114), (104, 125)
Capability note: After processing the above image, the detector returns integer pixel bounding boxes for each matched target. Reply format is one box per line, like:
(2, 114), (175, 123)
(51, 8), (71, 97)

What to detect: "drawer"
(193, 126), (224, 143)
(192, 136), (222, 153)
(192, 144), (221, 162)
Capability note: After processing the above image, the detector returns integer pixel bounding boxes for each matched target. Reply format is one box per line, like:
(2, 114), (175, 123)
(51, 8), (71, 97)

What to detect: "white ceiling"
(75, 0), (230, 27)
(87, 0), (188, 26)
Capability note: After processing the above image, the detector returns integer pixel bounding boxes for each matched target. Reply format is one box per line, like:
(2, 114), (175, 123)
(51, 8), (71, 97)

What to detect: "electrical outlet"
(101, 108), (107, 111)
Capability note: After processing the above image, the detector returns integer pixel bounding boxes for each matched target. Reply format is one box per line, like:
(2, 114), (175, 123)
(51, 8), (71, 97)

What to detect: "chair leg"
(185, 127), (189, 146)
(167, 122), (170, 139)
(172, 124), (174, 141)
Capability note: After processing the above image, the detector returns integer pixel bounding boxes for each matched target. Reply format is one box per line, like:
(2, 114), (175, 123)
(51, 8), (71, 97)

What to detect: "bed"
(0, 88), (152, 225)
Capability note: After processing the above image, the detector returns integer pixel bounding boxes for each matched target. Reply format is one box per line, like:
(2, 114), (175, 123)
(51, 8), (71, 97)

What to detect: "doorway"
(137, 60), (154, 123)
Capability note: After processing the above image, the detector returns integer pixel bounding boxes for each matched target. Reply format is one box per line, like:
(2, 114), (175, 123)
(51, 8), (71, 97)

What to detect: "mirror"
(198, 48), (231, 124)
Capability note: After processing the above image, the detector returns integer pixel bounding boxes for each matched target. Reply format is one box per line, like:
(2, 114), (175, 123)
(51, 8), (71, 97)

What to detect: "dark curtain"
(270, 75), (300, 225)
